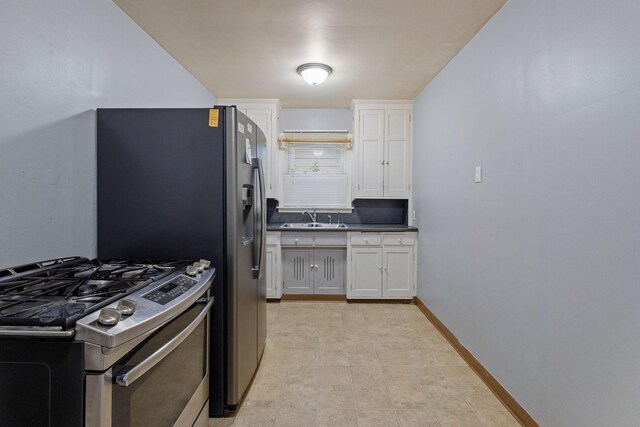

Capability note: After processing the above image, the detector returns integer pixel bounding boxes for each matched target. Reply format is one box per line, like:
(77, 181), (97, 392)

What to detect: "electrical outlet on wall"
(475, 165), (482, 183)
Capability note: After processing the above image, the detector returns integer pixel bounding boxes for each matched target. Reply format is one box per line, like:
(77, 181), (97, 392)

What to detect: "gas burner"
(0, 297), (50, 317)
(0, 257), (191, 329)
(40, 303), (87, 321)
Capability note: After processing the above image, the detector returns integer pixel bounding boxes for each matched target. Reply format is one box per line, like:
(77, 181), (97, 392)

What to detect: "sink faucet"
(302, 209), (317, 223)
(327, 212), (341, 225)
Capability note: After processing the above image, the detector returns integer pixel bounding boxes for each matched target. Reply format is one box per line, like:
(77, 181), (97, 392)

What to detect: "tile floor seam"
(392, 402), (401, 427)
(464, 394), (487, 427)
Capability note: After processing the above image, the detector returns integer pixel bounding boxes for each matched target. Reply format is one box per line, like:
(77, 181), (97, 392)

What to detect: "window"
(287, 143), (346, 174)
(281, 142), (349, 209)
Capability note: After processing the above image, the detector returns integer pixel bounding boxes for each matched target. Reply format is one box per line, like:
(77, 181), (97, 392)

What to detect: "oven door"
(86, 294), (212, 427)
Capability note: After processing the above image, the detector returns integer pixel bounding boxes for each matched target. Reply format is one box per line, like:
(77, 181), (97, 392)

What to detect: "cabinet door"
(384, 109), (411, 197)
(382, 245), (414, 298)
(313, 249), (345, 295)
(282, 249), (313, 294)
(357, 110), (384, 197)
(350, 247), (382, 297)
(265, 246), (277, 298)
(245, 108), (275, 198)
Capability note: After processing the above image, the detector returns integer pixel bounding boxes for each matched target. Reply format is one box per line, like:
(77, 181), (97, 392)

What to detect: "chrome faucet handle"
(302, 210), (317, 223)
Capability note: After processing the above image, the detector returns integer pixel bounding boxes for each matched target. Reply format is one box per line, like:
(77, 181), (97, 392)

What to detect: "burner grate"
(0, 258), (191, 329)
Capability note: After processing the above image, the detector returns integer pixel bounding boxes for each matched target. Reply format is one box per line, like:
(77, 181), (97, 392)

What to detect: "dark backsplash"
(267, 199), (408, 225)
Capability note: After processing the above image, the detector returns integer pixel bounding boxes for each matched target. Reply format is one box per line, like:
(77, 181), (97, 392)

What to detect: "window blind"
(282, 142), (349, 208)
(281, 174), (349, 208)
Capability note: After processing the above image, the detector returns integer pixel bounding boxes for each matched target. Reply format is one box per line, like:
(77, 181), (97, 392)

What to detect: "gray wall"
(0, 0), (216, 269)
(280, 108), (352, 132)
(413, 0), (640, 425)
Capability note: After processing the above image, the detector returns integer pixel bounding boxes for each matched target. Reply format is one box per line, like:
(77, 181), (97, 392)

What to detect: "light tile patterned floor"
(210, 302), (520, 427)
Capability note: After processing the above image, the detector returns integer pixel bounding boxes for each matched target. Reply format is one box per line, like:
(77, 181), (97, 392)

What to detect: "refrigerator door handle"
(252, 157), (266, 279)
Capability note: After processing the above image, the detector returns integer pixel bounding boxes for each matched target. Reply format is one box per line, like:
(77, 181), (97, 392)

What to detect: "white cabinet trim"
(265, 231), (282, 298)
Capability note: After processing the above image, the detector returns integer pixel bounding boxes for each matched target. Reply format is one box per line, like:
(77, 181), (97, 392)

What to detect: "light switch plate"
(475, 165), (482, 183)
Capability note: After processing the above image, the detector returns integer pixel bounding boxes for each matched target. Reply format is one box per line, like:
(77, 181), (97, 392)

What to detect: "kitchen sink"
(280, 222), (348, 229)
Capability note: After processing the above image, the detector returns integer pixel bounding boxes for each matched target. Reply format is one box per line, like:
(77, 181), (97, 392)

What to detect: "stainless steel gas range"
(0, 257), (215, 427)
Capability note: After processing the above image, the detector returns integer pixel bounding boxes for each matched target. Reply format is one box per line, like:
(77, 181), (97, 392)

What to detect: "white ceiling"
(113, 0), (506, 108)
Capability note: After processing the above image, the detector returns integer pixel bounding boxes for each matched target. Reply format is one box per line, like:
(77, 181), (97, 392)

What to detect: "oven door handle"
(115, 298), (213, 387)
(0, 328), (75, 338)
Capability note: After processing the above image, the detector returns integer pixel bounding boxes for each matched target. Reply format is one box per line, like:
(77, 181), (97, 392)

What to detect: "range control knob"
(117, 299), (137, 316)
(98, 308), (122, 326)
(186, 265), (199, 277)
(198, 259), (211, 269)
(193, 262), (205, 273)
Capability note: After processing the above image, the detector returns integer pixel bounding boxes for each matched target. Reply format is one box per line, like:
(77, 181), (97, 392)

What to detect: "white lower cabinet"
(266, 231), (415, 299)
(350, 247), (384, 297)
(282, 248), (346, 295)
(313, 249), (346, 294)
(265, 232), (281, 299)
(347, 232), (416, 299)
(282, 248), (313, 294)
(382, 245), (414, 297)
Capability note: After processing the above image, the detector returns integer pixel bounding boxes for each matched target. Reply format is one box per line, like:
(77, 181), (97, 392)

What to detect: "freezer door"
(226, 109), (259, 407)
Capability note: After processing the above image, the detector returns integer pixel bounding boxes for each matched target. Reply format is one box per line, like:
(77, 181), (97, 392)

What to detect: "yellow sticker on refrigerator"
(208, 109), (219, 127)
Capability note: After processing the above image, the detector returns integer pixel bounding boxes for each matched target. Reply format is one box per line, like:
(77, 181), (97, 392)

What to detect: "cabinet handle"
(294, 238), (299, 243)
(378, 266), (382, 271)
(379, 160), (384, 165)
(398, 238), (402, 243)
(383, 266), (387, 271)
(386, 161), (390, 165)
(365, 239), (369, 244)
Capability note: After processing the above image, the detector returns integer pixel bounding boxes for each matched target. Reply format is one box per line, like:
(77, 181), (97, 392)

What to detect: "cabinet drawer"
(314, 233), (347, 247)
(281, 234), (314, 247)
(350, 234), (382, 246)
(382, 234), (415, 246)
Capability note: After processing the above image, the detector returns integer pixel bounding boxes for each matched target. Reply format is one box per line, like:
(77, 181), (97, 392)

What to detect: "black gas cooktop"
(0, 257), (190, 329)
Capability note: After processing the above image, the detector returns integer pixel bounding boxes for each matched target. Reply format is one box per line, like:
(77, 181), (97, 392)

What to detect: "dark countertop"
(267, 223), (419, 232)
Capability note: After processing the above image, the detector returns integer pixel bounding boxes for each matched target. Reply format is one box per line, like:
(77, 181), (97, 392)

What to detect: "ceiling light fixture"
(297, 63), (332, 85)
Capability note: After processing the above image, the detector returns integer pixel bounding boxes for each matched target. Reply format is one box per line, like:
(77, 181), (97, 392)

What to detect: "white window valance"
(278, 130), (352, 149)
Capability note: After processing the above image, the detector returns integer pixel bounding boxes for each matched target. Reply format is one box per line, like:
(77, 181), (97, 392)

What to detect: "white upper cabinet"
(358, 110), (385, 197)
(384, 110), (411, 197)
(218, 99), (281, 199)
(352, 101), (413, 199)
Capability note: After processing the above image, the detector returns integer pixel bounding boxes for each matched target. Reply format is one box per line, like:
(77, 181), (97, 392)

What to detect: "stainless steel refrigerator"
(96, 107), (267, 416)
